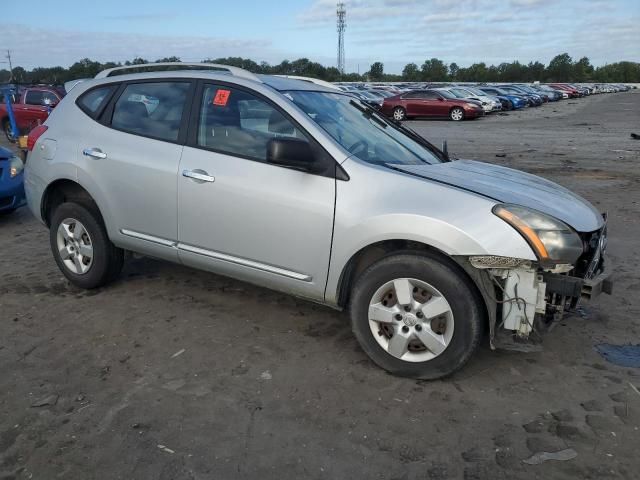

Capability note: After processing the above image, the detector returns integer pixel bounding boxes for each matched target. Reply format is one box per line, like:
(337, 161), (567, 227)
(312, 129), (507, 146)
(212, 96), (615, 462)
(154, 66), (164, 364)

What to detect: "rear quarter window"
(78, 86), (117, 117)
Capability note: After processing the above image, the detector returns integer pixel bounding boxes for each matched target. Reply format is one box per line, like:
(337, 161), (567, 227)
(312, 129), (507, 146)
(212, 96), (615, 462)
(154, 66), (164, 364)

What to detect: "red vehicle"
(1, 86), (65, 142)
(548, 84), (581, 98)
(381, 89), (484, 121)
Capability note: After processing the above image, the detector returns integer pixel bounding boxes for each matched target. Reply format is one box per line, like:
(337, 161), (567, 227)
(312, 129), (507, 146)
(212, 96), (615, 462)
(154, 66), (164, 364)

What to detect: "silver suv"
(24, 63), (612, 379)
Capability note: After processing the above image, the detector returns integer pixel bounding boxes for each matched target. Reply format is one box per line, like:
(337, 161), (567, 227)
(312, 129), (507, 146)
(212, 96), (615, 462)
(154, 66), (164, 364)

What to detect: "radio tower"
(337, 2), (346, 75)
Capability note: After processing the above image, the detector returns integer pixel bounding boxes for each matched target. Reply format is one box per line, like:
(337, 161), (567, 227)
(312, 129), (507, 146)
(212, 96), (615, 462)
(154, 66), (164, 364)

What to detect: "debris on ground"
(631, 133), (640, 140)
(523, 448), (577, 465)
(595, 344), (640, 368)
(157, 444), (175, 454)
(259, 370), (272, 380)
(495, 153), (507, 157)
(31, 394), (59, 407)
(170, 349), (185, 359)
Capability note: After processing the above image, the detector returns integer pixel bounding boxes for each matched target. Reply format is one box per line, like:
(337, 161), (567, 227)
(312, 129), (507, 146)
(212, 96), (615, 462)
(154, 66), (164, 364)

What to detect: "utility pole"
(6, 50), (13, 82)
(336, 2), (346, 76)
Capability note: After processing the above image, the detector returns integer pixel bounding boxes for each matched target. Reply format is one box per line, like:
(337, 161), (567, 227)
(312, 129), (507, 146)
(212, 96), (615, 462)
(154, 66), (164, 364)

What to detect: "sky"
(3, 0), (639, 73)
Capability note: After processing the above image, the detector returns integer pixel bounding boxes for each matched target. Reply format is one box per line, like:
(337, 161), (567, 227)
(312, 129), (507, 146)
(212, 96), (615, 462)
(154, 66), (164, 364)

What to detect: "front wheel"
(450, 107), (465, 121)
(49, 202), (124, 289)
(392, 107), (406, 121)
(349, 253), (484, 379)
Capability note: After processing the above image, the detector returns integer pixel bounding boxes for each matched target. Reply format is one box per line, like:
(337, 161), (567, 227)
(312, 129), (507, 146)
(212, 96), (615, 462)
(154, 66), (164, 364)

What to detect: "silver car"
(24, 63), (612, 379)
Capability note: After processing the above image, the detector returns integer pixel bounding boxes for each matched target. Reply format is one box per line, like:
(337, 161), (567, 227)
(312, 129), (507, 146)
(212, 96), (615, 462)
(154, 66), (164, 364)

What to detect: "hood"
(391, 159), (604, 233)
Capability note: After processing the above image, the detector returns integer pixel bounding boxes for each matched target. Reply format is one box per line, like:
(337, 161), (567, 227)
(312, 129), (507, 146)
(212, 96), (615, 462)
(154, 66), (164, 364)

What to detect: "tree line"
(1, 53), (638, 85)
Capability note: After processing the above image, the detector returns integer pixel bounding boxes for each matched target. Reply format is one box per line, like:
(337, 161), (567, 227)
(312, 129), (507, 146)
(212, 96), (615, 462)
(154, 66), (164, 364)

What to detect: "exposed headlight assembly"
(9, 155), (24, 178)
(493, 204), (584, 267)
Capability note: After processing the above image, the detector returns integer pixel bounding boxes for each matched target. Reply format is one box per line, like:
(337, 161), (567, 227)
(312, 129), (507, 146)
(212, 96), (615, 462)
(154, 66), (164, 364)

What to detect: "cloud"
(3, 24), (277, 69)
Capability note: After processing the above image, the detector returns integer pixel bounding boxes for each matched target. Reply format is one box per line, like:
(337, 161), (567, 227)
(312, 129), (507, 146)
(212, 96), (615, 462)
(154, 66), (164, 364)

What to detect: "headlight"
(493, 204), (584, 267)
(465, 103), (478, 108)
(9, 155), (24, 178)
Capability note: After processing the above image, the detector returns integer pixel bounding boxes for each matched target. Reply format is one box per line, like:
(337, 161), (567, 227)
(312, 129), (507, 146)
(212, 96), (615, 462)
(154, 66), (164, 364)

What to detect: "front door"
(177, 83), (336, 300)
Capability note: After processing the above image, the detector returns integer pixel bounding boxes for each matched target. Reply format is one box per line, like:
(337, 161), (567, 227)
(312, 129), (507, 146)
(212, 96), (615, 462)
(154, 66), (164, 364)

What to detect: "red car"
(548, 84), (581, 98)
(1, 86), (65, 142)
(381, 89), (484, 121)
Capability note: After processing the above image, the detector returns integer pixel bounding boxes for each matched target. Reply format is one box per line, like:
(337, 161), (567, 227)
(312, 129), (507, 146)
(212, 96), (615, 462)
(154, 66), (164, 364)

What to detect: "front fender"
(324, 158), (536, 304)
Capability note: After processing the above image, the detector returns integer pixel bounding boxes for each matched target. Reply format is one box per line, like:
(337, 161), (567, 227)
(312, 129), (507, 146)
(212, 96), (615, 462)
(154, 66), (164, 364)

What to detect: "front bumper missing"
(483, 264), (613, 350)
(543, 269), (613, 301)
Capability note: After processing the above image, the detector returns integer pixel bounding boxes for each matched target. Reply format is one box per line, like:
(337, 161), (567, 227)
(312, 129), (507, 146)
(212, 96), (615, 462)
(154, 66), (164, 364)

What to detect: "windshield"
(284, 91), (443, 166)
(447, 88), (468, 98)
(437, 90), (457, 99)
(466, 87), (487, 97)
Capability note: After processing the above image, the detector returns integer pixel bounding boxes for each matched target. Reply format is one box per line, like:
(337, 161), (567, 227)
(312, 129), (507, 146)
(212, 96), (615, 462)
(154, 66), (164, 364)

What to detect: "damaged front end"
(465, 212), (613, 350)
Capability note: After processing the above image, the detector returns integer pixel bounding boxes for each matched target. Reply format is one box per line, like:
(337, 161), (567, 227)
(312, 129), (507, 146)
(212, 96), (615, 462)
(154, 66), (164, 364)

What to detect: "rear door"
(176, 82), (336, 300)
(76, 80), (194, 260)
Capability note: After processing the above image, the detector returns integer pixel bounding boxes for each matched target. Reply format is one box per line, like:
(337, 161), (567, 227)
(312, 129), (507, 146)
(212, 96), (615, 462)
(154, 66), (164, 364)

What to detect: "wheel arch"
(41, 179), (106, 228)
(333, 239), (492, 329)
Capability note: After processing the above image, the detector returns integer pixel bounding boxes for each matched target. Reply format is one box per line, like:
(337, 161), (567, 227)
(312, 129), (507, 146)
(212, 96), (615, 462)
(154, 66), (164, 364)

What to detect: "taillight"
(27, 125), (48, 152)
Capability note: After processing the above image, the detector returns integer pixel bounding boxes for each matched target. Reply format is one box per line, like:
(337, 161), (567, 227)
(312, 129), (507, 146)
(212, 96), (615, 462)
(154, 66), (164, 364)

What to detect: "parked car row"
(334, 81), (633, 122)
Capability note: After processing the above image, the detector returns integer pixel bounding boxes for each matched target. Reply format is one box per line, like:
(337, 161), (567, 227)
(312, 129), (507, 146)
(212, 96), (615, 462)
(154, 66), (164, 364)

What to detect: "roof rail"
(94, 62), (262, 82)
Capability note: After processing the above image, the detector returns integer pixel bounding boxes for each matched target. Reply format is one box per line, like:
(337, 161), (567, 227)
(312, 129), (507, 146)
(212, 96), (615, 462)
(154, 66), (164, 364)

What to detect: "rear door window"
(111, 82), (190, 142)
(25, 90), (44, 105)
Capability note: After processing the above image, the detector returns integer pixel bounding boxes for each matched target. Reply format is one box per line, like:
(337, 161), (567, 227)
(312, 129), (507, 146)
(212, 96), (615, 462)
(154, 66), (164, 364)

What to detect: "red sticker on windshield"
(213, 89), (231, 106)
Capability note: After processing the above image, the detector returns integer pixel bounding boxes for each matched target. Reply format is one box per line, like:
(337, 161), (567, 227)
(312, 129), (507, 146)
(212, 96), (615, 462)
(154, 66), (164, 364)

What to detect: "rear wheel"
(49, 202), (124, 289)
(349, 253), (484, 379)
(450, 107), (464, 121)
(392, 107), (406, 121)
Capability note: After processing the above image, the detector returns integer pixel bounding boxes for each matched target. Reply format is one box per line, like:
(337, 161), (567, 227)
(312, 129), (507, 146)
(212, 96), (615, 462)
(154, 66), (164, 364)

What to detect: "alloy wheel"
(368, 278), (454, 362)
(393, 108), (406, 121)
(450, 108), (464, 121)
(56, 218), (94, 274)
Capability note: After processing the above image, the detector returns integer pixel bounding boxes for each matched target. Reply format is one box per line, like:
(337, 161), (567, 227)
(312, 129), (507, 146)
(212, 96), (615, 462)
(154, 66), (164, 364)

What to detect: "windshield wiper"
(349, 100), (387, 128)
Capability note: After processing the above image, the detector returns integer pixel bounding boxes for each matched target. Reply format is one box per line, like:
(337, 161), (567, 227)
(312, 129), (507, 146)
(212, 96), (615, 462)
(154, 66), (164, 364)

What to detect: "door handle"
(182, 169), (215, 183)
(83, 148), (107, 159)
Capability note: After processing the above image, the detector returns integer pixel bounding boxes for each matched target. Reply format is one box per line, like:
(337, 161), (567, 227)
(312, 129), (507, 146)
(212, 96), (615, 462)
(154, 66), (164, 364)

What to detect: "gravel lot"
(1, 91), (639, 480)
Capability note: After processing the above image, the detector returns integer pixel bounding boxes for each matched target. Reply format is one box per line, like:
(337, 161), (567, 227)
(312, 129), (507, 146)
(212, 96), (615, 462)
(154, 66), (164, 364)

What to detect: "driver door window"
(197, 85), (307, 162)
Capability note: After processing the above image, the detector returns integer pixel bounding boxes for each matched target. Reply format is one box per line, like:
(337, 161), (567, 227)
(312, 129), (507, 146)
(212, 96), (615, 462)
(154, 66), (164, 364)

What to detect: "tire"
(392, 107), (406, 122)
(3, 119), (17, 143)
(449, 107), (465, 121)
(49, 202), (124, 289)
(349, 253), (484, 380)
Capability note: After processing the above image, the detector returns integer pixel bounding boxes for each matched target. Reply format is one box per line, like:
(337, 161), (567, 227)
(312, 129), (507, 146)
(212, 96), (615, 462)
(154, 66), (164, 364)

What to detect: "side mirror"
(267, 138), (322, 173)
(437, 97), (444, 101)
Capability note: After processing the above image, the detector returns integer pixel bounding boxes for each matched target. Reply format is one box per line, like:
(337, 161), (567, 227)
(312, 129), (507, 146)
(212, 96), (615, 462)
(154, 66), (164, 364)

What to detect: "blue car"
(0, 146), (26, 215)
(477, 87), (527, 109)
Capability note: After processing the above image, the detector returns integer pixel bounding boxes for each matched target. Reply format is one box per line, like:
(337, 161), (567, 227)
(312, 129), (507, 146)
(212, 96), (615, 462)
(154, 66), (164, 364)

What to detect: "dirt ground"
(1, 91), (639, 480)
